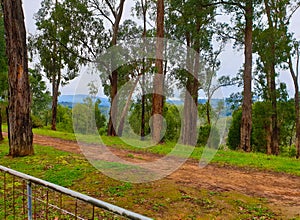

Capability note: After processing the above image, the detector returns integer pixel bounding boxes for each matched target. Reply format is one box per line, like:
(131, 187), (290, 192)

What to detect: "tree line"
(0, 0), (300, 158)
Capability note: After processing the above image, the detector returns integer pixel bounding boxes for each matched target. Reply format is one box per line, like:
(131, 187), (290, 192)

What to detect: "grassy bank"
(0, 140), (280, 219)
(11, 126), (299, 177)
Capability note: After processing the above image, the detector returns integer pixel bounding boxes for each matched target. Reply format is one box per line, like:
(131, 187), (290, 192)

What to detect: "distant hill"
(58, 95), (110, 107)
(58, 95), (232, 116)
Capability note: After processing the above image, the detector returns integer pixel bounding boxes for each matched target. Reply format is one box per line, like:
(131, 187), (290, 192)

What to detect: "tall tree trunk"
(107, 0), (125, 136)
(107, 70), (118, 136)
(2, 0), (33, 156)
(140, 0), (147, 141)
(117, 77), (139, 136)
(0, 107), (3, 141)
(265, 69), (272, 155)
(270, 66), (279, 155)
(206, 99), (211, 125)
(181, 34), (199, 146)
(141, 66), (146, 140)
(288, 53), (300, 159)
(151, 0), (164, 143)
(239, 0), (253, 152)
(295, 86), (300, 159)
(51, 70), (61, 131)
(264, 0), (279, 155)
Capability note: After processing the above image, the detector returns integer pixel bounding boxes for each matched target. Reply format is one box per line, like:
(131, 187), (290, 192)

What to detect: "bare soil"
(32, 134), (300, 218)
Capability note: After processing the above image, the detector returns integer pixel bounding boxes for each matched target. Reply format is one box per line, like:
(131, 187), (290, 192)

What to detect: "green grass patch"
(0, 139), (93, 187)
(12, 126), (300, 177)
(0, 138), (293, 219)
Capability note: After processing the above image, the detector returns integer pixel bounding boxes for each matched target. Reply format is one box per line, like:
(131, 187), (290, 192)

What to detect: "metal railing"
(0, 165), (152, 220)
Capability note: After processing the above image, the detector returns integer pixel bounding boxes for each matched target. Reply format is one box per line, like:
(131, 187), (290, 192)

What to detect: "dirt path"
(31, 134), (300, 218)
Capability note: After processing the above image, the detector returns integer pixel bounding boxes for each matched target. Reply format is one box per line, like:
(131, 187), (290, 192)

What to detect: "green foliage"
(56, 105), (73, 133)
(227, 109), (242, 150)
(163, 104), (181, 142)
(29, 68), (51, 125)
(197, 124), (220, 149)
(31, 114), (44, 128)
(280, 145), (297, 158)
(72, 97), (106, 134)
(129, 102), (181, 141)
(31, 0), (106, 79)
(128, 95), (152, 137)
(251, 102), (272, 153)
(278, 99), (295, 146)
(228, 100), (296, 153)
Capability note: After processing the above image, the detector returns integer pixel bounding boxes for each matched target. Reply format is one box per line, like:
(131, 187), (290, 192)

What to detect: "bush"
(227, 109), (242, 150)
(31, 115), (44, 128)
(280, 145), (296, 158)
(197, 124), (220, 148)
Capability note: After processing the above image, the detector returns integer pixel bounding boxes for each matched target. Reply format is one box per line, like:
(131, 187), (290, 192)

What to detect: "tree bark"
(206, 99), (211, 125)
(107, 0), (125, 136)
(117, 77), (139, 136)
(288, 53), (300, 159)
(151, 0), (164, 143)
(2, 0), (33, 156)
(141, 0), (147, 141)
(51, 72), (60, 131)
(263, 0), (279, 155)
(239, 0), (253, 152)
(107, 70), (118, 136)
(293, 84), (299, 160)
(181, 30), (199, 146)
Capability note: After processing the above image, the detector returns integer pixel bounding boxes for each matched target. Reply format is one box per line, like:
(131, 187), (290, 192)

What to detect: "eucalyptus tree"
(288, 41), (300, 158)
(88, 0), (126, 136)
(253, 0), (300, 155)
(29, 67), (51, 122)
(2, 0), (33, 156)
(132, 0), (153, 140)
(151, 0), (165, 143)
(202, 43), (238, 125)
(216, 0), (256, 152)
(32, 0), (105, 130)
(167, 0), (216, 146)
(253, 0), (285, 155)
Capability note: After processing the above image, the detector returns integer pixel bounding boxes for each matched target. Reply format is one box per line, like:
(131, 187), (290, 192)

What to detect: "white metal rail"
(0, 165), (152, 220)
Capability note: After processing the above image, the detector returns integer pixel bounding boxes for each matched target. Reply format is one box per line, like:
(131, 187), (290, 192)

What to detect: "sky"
(22, 0), (300, 98)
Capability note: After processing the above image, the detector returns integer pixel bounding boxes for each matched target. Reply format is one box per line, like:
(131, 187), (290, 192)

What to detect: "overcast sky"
(22, 0), (300, 98)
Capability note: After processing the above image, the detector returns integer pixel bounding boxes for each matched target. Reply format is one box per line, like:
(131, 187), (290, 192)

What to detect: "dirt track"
(32, 134), (300, 218)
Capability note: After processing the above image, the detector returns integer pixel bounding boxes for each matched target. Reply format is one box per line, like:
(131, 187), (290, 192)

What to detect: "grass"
(29, 127), (300, 177)
(0, 138), (297, 219)
(3, 124), (300, 177)
(0, 139), (93, 187)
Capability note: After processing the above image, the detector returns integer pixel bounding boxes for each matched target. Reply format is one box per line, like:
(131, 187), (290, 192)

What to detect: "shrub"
(227, 109), (242, 150)
(198, 124), (220, 148)
(31, 115), (44, 128)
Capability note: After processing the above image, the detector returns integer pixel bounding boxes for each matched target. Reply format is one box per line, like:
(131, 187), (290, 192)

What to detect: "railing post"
(27, 181), (32, 220)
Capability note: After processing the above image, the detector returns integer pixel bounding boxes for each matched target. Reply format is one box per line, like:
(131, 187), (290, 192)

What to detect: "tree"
(2, 0), (33, 156)
(29, 67), (51, 127)
(88, 0), (126, 136)
(221, 0), (254, 152)
(31, 0), (104, 131)
(239, 0), (253, 152)
(132, 0), (153, 140)
(288, 41), (300, 158)
(202, 43), (238, 125)
(151, 0), (164, 143)
(167, 0), (216, 146)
